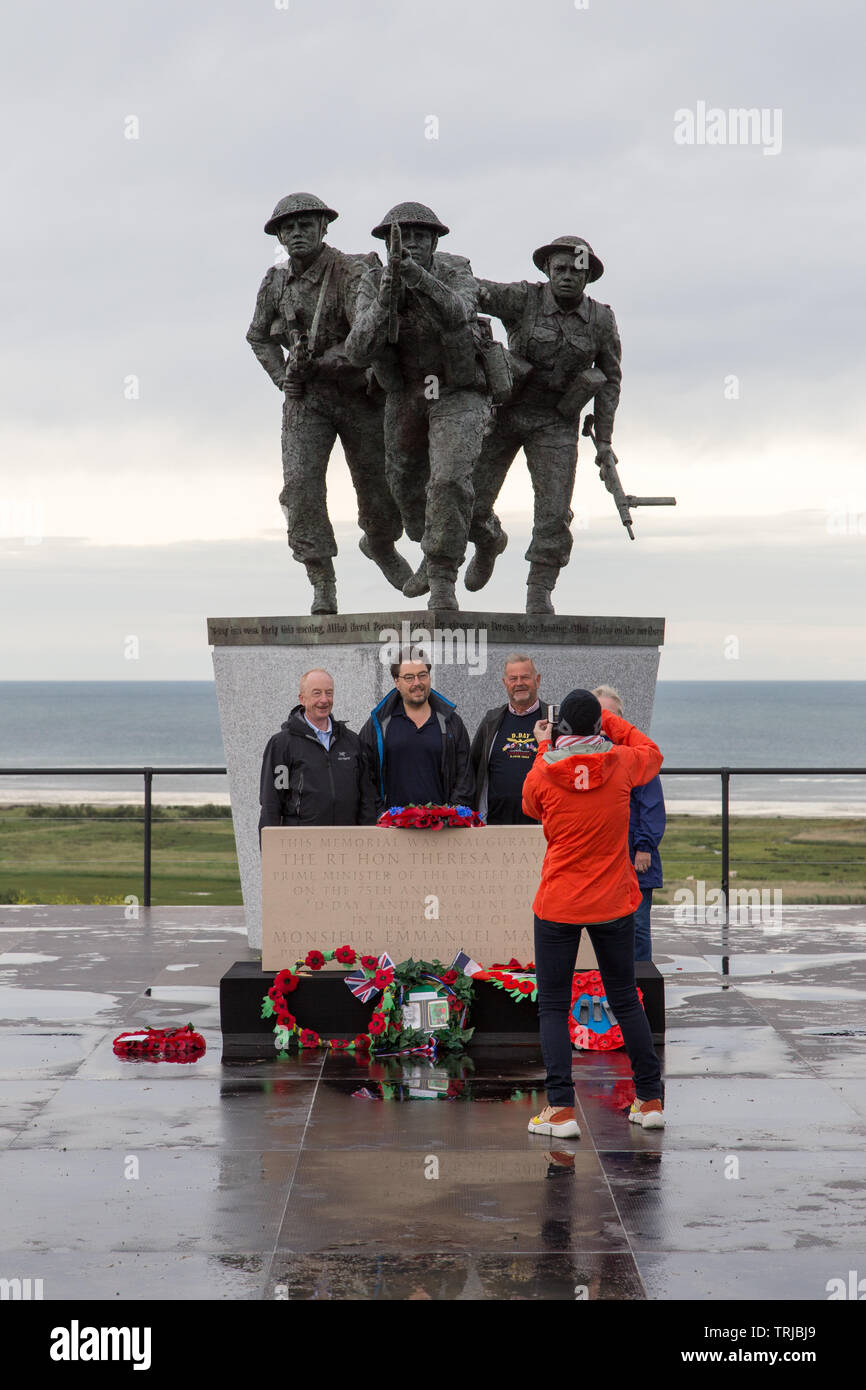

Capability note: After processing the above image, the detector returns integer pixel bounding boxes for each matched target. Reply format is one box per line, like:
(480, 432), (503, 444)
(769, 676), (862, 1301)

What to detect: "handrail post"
(143, 769), (153, 908)
(720, 768), (731, 983)
(720, 768), (730, 924)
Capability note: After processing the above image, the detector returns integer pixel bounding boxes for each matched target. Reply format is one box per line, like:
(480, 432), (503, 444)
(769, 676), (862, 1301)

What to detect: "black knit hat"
(558, 689), (602, 737)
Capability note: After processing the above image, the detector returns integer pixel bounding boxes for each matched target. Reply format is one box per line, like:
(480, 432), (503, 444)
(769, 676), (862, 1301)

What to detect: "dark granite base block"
(220, 961), (665, 1062)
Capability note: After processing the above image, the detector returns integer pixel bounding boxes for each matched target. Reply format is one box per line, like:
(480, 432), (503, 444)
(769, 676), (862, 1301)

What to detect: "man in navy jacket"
(358, 652), (473, 815)
(595, 686), (665, 960)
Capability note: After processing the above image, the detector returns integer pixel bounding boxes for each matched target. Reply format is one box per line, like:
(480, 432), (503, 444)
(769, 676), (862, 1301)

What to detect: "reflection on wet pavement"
(1, 904), (865, 1300)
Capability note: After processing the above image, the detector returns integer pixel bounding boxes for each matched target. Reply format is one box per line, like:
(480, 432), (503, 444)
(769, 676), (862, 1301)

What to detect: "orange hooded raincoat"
(521, 708), (663, 925)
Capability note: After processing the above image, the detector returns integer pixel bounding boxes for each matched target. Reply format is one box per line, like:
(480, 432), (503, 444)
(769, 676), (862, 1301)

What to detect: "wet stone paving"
(1, 904), (865, 1301)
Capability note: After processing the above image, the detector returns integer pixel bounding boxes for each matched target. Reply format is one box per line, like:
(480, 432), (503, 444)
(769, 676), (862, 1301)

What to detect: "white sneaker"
(628, 1098), (665, 1130)
(528, 1104), (581, 1138)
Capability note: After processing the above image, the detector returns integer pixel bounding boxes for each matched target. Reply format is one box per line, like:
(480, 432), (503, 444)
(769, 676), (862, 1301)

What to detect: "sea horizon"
(0, 680), (864, 817)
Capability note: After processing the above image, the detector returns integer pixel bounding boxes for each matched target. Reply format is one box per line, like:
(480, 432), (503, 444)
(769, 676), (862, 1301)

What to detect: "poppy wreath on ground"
(376, 803), (485, 829)
(569, 970), (645, 1052)
(261, 948), (476, 1059)
(113, 1024), (206, 1063)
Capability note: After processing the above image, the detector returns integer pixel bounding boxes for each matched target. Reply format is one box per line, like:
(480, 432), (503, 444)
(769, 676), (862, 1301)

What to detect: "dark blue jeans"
(633, 887), (653, 961)
(534, 913), (663, 1107)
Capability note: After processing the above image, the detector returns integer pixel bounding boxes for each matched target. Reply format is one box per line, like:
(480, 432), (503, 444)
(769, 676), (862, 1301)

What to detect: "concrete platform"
(1, 903), (866, 1302)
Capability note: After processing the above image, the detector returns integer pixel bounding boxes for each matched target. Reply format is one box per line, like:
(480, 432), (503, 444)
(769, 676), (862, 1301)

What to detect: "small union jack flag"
(344, 951), (396, 1003)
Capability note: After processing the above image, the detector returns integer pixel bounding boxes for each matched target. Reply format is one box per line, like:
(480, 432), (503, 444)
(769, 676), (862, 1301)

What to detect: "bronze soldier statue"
(346, 202), (491, 611)
(246, 193), (410, 613)
(466, 235), (622, 614)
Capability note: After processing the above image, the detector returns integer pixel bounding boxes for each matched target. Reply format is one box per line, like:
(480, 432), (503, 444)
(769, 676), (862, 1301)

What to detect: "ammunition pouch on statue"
(477, 317), (512, 404)
(476, 317), (533, 406)
(555, 367), (608, 426)
(441, 323), (479, 390)
(311, 350), (370, 393)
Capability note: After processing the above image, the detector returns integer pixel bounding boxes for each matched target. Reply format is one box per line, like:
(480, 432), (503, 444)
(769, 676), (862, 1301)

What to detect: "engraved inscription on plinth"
(261, 826), (598, 972)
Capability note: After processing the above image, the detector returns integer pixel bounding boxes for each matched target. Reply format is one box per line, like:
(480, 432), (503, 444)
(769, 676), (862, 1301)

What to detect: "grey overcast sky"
(1, 0), (864, 679)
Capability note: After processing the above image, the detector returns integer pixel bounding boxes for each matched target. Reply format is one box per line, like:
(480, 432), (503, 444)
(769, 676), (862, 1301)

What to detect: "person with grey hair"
(593, 686), (666, 961)
(470, 653), (543, 823)
(258, 668), (375, 838)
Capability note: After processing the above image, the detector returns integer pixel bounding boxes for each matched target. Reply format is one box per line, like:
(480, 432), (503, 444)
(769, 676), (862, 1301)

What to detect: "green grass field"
(0, 804), (243, 906)
(0, 805), (864, 906)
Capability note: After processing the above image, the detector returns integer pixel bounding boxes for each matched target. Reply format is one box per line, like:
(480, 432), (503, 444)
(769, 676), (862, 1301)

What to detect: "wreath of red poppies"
(376, 803), (485, 829)
(262, 951), (646, 1057)
(261, 945), (473, 1056)
(112, 1024), (206, 1063)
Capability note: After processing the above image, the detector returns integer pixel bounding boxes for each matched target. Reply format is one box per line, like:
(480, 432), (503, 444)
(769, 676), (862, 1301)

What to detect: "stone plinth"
(208, 609), (665, 948)
(261, 824), (599, 971)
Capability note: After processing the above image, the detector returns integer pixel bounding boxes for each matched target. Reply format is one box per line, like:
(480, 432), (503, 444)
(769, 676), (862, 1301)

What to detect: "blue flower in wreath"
(387, 806), (405, 816)
(455, 805), (473, 818)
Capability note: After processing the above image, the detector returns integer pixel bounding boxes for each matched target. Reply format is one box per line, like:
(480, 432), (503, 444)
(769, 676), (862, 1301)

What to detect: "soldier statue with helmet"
(246, 192), (410, 614)
(345, 201), (491, 612)
(465, 235), (623, 614)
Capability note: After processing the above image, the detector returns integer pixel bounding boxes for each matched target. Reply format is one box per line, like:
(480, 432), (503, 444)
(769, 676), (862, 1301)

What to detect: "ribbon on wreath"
(375, 1039), (439, 1061)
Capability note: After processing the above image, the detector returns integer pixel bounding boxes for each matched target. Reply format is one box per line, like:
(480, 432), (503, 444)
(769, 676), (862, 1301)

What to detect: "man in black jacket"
(258, 668), (376, 839)
(358, 652), (473, 814)
(470, 653), (544, 824)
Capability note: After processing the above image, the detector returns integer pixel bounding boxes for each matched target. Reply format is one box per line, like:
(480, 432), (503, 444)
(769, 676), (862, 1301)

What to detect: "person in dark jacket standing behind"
(358, 650), (473, 814)
(470, 653), (543, 823)
(594, 686), (665, 961)
(258, 668), (376, 839)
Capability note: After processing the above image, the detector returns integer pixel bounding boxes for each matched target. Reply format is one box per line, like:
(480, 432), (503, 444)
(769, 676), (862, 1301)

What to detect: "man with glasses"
(358, 650), (473, 814)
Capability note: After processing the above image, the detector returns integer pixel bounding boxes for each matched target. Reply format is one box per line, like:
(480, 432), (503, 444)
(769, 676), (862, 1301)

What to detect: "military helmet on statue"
(371, 201), (450, 239)
(532, 234), (604, 282)
(264, 193), (339, 236)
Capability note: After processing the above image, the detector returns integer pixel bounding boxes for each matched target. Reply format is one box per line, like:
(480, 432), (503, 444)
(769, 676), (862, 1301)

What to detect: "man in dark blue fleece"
(358, 651), (473, 815)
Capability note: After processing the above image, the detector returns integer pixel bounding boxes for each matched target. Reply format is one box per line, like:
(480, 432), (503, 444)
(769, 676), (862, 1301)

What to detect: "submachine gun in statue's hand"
(581, 413), (677, 541)
(284, 330), (312, 399)
(387, 222), (402, 344)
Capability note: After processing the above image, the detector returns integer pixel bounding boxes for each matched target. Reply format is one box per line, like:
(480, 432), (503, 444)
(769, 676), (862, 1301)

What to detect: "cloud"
(2, 0), (864, 674)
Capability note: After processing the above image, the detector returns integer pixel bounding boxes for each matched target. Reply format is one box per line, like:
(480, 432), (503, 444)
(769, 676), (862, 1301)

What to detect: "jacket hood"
(370, 687), (456, 721)
(284, 704), (345, 734)
(541, 741), (618, 792)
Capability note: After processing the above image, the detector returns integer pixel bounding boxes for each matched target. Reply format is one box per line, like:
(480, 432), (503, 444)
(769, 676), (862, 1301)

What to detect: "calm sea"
(0, 681), (863, 816)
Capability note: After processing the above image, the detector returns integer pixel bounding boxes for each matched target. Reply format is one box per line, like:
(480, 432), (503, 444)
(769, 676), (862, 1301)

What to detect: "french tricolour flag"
(451, 949), (484, 978)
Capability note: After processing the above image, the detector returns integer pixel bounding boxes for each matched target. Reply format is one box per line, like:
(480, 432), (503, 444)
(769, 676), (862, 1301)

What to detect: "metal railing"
(662, 767), (866, 923)
(0, 767), (227, 907)
(0, 765), (865, 914)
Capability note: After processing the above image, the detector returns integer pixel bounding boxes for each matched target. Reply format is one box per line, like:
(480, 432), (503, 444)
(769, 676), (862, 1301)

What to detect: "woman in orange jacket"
(521, 688), (665, 1138)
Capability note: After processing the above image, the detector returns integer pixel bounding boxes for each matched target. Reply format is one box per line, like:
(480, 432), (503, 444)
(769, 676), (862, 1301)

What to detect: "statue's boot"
(306, 560), (338, 615)
(526, 562), (558, 615)
(464, 530), (508, 592)
(359, 535), (413, 591)
(427, 563), (459, 611)
(402, 558), (429, 598)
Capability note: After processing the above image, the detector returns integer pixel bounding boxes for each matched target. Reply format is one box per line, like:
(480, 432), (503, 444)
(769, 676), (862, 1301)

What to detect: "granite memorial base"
(261, 824), (601, 971)
(208, 609), (665, 949)
(219, 960), (665, 1062)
